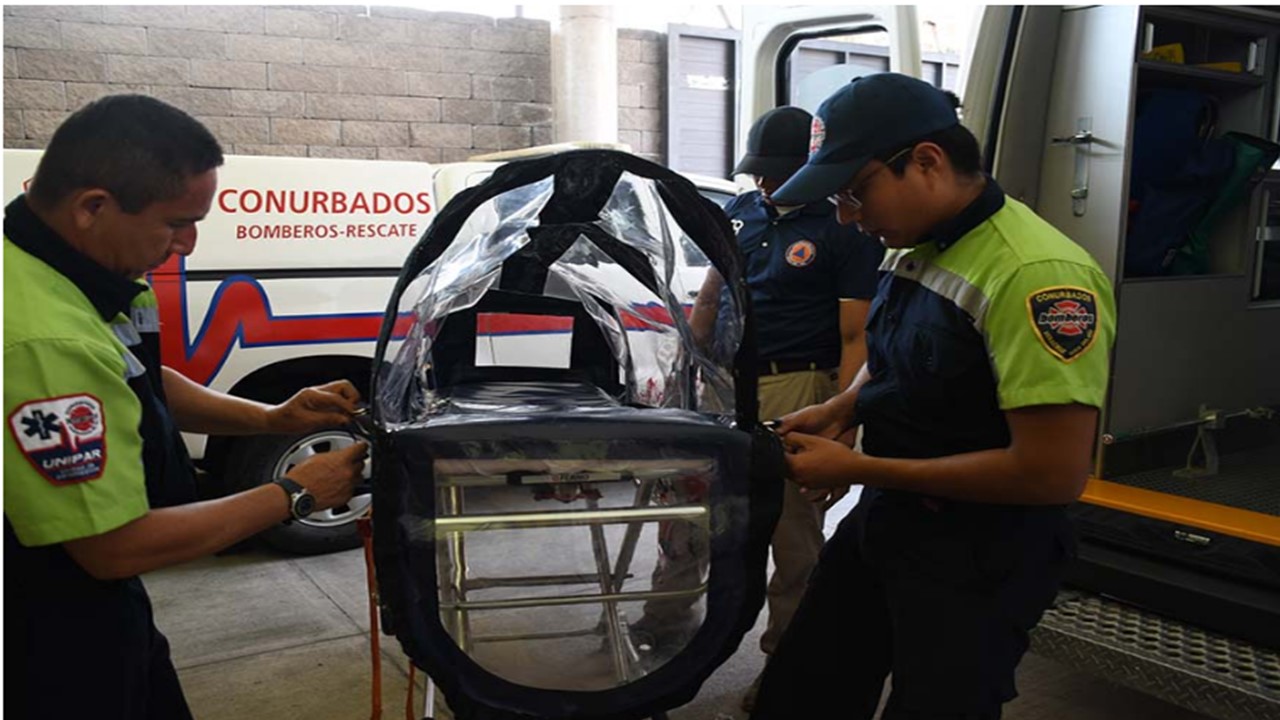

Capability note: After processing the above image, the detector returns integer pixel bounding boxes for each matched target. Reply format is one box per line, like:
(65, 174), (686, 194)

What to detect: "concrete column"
(551, 5), (618, 144)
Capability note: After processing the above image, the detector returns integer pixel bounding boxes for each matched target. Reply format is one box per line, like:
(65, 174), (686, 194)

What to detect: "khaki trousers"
(756, 368), (840, 654)
(636, 369), (839, 656)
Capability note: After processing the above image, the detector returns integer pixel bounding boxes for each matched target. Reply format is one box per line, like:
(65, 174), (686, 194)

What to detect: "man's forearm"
(846, 405), (1094, 504)
(689, 270), (726, 348)
(851, 448), (1086, 505)
(829, 363), (870, 427)
(64, 485), (290, 580)
(162, 367), (272, 435)
(837, 339), (867, 392)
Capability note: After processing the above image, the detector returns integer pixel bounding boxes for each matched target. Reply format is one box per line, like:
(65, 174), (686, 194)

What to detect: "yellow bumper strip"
(1082, 478), (1280, 548)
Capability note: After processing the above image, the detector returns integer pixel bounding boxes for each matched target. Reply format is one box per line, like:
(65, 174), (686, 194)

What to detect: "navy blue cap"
(771, 73), (960, 206)
(732, 106), (812, 179)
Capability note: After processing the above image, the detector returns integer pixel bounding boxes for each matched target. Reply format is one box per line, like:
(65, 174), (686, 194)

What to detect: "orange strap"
(358, 515), (382, 720)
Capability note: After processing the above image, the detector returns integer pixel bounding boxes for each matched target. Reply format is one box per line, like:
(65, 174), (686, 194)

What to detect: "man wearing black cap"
(748, 74), (1116, 719)
(681, 106), (883, 709)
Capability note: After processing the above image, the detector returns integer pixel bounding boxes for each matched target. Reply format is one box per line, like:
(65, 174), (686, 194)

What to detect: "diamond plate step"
(1030, 592), (1280, 720)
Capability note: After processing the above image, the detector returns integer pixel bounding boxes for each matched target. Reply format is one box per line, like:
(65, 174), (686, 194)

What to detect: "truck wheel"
(225, 430), (373, 555)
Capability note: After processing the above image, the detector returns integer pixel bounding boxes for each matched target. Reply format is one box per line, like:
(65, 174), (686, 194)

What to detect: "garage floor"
(147, 492), (1215, 720)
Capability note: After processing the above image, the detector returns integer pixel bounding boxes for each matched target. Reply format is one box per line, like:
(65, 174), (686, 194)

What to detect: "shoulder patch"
(7, 394), (107, 485)
(1026, 286), (1099, 362)
(786, 239), (817, 267)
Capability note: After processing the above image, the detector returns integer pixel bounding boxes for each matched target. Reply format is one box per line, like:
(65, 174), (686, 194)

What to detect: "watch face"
(293, 493), (316, 518)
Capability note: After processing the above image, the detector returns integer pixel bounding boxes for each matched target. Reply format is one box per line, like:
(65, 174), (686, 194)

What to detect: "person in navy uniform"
(748, 74), (1115, 720)
(636, 106), (885, 712)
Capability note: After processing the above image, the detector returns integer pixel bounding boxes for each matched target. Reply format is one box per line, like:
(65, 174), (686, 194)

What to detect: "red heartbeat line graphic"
(150, 257), (691, 387)
(149, 257), (413, 386)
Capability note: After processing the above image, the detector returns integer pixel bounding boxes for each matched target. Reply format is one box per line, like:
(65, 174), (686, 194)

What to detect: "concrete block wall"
(617, 28), (664, 163)
(3, 5), (667, 165)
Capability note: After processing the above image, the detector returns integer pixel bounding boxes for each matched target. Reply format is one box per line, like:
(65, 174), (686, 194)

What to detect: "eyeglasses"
(828, 146), (913, 211)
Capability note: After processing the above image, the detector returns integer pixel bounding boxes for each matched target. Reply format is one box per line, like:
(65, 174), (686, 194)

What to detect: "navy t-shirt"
(724, 191), (884, 365)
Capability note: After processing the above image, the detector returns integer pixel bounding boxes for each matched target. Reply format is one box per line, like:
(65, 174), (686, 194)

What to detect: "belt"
(757, 359), (827, 376)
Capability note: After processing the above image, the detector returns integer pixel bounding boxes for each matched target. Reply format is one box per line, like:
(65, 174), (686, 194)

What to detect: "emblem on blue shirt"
(809, 116), (826, 155)
(785, 240), (817, 267)
(7, 395), (107, 485)
(1028, 286), (1098, 362)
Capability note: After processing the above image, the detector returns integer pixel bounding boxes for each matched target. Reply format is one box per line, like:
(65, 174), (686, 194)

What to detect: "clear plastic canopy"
(377, 171), (745, 425)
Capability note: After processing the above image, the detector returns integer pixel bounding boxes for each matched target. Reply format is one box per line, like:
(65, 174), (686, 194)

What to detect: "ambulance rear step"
(1029, 591), (1280, 720)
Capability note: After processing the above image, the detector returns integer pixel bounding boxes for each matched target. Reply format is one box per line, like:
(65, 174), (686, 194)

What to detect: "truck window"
(784, 28), (892, 112)
(697, 188), (735, 209)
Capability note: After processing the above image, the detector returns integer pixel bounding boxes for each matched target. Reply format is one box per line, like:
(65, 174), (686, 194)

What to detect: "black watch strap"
(273, 477), (304, 497)
(272, 477), (309, 520)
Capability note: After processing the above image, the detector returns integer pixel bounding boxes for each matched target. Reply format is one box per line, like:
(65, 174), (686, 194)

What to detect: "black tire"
(224, 430), (372, 555)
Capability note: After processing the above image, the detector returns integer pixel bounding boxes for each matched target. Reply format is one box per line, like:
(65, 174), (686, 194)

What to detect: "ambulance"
(2, 144), (738, 555)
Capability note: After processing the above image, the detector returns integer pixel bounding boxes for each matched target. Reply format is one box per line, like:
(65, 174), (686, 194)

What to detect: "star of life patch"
(1027, 286), (1099, 362)
(8, 394), (107, 485)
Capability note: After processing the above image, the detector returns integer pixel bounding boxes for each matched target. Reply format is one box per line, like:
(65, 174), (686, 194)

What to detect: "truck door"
(967, 4), (1280, 655)
(738, 5), (924, 155)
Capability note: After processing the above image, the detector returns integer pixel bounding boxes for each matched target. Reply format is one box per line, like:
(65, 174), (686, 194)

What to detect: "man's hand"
(801, 485), (850, 510)
(776, 402), (847, 440)
(265, 380), (362, 434)
(284, 441), (368, 512)
(797, 427), (857, 507)
(782, 432), (861, 490)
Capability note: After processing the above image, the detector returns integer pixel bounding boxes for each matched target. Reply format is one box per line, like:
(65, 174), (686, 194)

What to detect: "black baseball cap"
(771, 73), (960, 206)
(732, 106), (813, 179)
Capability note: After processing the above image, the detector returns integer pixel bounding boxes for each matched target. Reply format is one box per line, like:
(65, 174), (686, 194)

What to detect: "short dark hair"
(28, 94), (224, 213)
(881, 90), (982, 177)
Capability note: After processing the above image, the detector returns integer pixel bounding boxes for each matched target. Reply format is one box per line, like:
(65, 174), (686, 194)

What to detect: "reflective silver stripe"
(880, 248), (909, 273)
(898, 262), (992, 330)
(132, 306), (160, 333)
(122, 348), (147, 379)
(112, 321), (142, 348)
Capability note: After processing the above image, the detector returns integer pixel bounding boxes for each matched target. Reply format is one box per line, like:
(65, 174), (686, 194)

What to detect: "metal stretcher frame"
(432, 460), (713, 687)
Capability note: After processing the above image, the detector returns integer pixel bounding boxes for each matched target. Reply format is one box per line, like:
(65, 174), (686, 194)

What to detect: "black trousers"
(749, 489), (1074, 720)
(7, 576), (193, 720)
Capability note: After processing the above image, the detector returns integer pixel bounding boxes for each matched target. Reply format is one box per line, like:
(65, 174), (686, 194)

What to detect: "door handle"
(1051, 131), (1094, 146)
(1049, 118), (1093, 217)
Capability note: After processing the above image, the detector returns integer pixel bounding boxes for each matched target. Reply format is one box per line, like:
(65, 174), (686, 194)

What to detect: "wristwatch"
(273, 477), (316, 520)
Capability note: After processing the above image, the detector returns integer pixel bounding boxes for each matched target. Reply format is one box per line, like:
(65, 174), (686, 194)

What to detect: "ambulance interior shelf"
(1138, 7), (1269, 79)
(1123, 7), (1280, 281)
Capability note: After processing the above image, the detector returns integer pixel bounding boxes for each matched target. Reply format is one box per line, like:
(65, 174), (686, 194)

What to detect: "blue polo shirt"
(856, 177), (1116, 460)
(724, 191), (883, 366)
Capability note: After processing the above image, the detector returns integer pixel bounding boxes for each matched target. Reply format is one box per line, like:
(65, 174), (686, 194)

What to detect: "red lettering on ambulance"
(219, 189), (238, 213)
(264, 190), (287, 214)
(241, 190), (263, 213)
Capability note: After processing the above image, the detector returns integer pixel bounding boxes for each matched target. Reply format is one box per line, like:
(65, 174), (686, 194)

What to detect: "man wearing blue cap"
(749, 73), (1117, 719)
(632, 107), (882, 707)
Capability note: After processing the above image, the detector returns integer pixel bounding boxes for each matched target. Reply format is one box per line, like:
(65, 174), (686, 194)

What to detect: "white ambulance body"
(2, 147), (737, 553)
